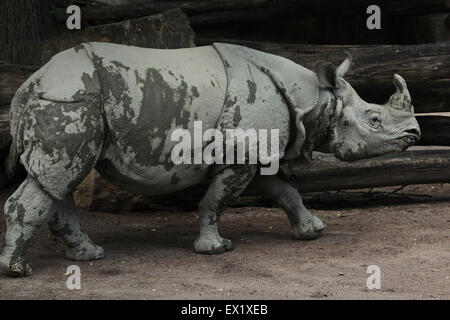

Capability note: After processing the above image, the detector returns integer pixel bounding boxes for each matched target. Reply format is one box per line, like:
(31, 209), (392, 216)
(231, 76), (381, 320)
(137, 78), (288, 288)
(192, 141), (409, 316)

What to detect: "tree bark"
(395, 12), (450, 43)
(81, 0), (271, 24)
(0, 106), (9, 151)
(286, 149), (450, 192)
(80, 0), (450, 25)
(0, 0), (59, 64)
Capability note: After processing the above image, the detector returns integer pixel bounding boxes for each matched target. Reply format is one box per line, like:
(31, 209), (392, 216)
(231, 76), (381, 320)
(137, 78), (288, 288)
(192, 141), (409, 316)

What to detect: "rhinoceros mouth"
(386, 134), (419, 147)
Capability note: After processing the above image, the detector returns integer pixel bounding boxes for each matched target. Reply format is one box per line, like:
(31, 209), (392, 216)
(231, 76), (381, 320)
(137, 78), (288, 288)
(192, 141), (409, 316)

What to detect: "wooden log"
(396, 12), (450, 43)
(0, 105), (12, 189)
(416, 115), (450, 146)
(189, 7), (288, 27)
(0, 62), (37, 106)
(82, 0), (271, 24)
(0, 105), (10, 151)
(287, 148), (450, 192)
(197, 38), (450, 113)
(71, 148), (450, 211)
(81, 0), (450, 25)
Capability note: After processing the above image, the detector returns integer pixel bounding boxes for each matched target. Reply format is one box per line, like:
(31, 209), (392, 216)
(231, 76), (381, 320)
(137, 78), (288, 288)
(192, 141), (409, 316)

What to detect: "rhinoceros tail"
(5, 136), (19, 178)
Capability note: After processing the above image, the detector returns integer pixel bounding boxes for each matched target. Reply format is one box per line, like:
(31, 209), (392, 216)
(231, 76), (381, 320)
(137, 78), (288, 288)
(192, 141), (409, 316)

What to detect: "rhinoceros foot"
(194, 235), (233, 255)
(65, 240), (105, 261)
(292, 216), (327, 240)
(0, 255), (33, 277)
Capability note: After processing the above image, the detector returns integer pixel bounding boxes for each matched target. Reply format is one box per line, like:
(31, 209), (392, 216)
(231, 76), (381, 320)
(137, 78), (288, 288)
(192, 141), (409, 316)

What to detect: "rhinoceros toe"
(311, 215), (327, 232)
(292, 217), (325, 240)
(194, 236), (233, 255)
(65, 240), (105, 261)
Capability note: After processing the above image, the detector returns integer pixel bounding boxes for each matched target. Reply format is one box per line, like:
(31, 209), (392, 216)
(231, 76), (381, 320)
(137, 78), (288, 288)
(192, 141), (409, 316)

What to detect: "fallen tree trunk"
(82, 0), (271, 24)
(72, 148), (450, 212)
(197, 38), (450, 113)
(0, 63), (36, 106)
(81, 0), (450, 25)
(416, 115), (450, 146)
(189, 7), (288, 27)
(287, 149), (450, 192)
(0, 105), (9, 151)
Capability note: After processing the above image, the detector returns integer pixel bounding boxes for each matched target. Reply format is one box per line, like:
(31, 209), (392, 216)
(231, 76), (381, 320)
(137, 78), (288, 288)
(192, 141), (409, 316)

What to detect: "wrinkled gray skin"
(0, 43), (420, 276)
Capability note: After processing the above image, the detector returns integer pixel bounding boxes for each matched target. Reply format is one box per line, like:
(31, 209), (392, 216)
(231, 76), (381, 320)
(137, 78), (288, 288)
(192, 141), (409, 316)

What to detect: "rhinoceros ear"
(316, 62), (337, 88)
(316, 53), (352, 89)
(336, 52), (352, 78)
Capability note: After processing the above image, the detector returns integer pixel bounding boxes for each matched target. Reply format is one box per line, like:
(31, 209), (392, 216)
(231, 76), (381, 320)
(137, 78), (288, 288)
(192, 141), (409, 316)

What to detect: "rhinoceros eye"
(368, 112), (382, 129)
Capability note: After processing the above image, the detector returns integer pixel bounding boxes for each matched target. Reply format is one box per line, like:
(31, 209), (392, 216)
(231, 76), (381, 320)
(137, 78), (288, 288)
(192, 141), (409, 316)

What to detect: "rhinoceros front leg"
(194, 165), (257, 254)
(48, 195), (104, 261)
(250, 173), (326, 239)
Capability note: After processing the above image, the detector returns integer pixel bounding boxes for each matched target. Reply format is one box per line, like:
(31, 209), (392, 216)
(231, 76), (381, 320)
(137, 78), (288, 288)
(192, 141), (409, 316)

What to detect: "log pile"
(289, 148), (450, 192)
(80, 0), (449, 44)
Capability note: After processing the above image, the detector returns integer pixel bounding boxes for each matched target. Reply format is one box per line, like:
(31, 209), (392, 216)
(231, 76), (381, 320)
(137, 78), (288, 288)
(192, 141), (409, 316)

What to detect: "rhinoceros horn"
(388, 74), (413, 113)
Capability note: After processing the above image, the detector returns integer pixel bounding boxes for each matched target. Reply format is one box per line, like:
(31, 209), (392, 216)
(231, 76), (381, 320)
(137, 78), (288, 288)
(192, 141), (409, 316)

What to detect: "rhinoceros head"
(315, 56), (421, 162)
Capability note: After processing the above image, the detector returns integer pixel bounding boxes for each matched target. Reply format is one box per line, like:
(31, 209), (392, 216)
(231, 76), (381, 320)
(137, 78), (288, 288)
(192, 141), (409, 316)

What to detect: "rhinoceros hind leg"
(0, 177), (53, 277)
(250, 173), (326, 240)
(48, 196), (104, 261)
(194, 165), (257, 254)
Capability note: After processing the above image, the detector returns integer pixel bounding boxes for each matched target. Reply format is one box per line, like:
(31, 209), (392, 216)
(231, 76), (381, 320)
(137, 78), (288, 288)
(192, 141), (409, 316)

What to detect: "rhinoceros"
(0, 42), (420, 276)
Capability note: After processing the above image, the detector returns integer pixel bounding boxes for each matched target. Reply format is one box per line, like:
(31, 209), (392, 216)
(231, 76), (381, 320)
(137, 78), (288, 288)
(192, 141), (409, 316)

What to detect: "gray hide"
(1, 42), (419, 276)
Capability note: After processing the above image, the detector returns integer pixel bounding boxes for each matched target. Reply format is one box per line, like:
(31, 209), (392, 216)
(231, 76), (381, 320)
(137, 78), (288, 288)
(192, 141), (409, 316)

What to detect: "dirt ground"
(0, 183), (448, 300)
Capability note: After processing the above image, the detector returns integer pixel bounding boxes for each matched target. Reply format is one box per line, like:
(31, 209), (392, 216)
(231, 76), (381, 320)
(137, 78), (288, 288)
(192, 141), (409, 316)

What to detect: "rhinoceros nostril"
(405, 128), (420, 137)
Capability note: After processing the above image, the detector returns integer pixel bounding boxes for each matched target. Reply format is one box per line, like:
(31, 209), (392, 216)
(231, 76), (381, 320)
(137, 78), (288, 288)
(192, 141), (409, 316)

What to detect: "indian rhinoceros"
(0, 42), (420, 276)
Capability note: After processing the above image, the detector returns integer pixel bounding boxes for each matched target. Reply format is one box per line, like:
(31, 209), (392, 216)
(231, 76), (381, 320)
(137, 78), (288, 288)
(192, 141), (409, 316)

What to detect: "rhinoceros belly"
(87, 43), (227, 195)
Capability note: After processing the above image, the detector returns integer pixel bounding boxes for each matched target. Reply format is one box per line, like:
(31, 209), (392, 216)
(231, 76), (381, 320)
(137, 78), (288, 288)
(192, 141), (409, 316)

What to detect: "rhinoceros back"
(80, 42), (228, 194)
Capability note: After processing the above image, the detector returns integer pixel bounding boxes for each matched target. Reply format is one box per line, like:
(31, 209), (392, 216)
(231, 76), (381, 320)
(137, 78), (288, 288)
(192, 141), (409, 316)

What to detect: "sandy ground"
(0, 183), (449, 300)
